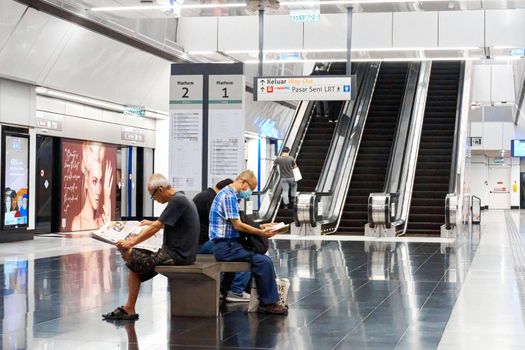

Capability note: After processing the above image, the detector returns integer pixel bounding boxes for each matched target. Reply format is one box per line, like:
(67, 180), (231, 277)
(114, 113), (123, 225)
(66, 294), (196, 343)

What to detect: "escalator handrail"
(315, 63), (369, 194)
(448, 62), (466, 194)
(316, 63), (380, 232)
(398, 61), (432, 231)
(384, 63), (420, 193)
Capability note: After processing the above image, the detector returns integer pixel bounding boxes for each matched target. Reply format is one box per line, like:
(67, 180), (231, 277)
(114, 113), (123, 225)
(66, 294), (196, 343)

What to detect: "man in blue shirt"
(209, 170), (288, 315)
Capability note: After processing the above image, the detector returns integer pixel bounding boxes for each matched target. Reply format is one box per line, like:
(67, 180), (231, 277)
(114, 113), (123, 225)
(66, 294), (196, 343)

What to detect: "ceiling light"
(89, 0), (484, 13)
(190, 46), (481, 56)
(243, 56), (482, 64)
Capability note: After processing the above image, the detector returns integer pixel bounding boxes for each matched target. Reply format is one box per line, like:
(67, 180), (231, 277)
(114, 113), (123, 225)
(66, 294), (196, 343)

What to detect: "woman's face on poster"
(85, 161), (102, 210)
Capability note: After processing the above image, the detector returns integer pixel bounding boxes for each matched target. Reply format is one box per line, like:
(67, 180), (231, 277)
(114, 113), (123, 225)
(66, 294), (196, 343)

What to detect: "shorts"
(125, 247), (176, 282)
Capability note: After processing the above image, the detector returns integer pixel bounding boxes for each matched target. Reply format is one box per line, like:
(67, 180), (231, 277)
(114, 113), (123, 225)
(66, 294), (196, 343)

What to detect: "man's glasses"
(150, 187), (161, 200)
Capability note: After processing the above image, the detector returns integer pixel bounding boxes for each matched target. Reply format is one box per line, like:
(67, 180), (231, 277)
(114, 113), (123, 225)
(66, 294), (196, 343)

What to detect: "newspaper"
(92, 221), (163, 253)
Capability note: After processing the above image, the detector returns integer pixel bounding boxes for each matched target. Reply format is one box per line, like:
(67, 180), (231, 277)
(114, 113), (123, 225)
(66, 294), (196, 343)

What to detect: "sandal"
(102, 306), (139, 320)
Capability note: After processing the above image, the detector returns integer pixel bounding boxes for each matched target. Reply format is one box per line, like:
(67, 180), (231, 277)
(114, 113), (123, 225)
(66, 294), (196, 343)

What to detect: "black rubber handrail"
(448, 62), (466, 193)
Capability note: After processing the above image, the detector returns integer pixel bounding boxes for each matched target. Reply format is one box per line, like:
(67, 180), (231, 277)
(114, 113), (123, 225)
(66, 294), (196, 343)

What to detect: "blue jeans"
(213, 239), (279, 305)
(198, 240), (214, 254)
(199, 240), (251, 294)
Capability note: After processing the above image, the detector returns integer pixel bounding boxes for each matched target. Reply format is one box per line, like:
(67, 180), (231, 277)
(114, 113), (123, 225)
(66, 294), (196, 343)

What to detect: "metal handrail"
(384, 63), (420, 193)
(471, 195), (481, 224)
(315, 63), (369, 195)
(448, 62), (466, 193)
(319, 63), (381, 233)
(397, 61), (432, 231)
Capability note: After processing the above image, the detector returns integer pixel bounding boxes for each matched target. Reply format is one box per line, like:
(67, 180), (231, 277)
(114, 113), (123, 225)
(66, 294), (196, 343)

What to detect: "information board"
(208, 75), (245, 187)
(169, 75), (203, 192)
(254, 75), (355, 101)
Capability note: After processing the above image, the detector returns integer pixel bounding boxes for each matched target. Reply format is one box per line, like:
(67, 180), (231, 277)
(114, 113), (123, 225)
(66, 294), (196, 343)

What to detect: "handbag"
(293, 167), (302, 182)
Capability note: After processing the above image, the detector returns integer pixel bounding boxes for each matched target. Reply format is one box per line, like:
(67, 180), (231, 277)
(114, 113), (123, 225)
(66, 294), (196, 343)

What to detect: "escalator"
(274, 63), (347, 223)
(337, 63), (409, 234)
(406, 61), (461, 235)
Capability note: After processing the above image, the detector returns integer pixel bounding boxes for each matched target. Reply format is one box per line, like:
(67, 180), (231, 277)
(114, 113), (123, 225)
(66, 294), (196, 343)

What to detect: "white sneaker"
(225, 291), (250, 303)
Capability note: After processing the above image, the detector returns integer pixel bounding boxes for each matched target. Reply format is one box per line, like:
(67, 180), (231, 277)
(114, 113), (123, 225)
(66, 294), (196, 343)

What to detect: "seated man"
(209, 170), (288, 315)
(102, 173), (199, 320)
(193, 178), (251, 302)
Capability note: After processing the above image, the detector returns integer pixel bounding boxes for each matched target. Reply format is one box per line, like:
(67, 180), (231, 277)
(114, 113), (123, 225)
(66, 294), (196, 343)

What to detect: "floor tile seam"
(411, 250), (440, 274)
(329, 284), (403, 350)
(220, 278), (372, 342)
(280, 260), (369, 284)
(294, 279), (374, 332)
(416, 275), (446, 311)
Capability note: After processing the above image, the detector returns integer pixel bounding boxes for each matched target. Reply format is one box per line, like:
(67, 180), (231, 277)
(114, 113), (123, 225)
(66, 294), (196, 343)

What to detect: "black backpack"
(238, 211), (269, 254)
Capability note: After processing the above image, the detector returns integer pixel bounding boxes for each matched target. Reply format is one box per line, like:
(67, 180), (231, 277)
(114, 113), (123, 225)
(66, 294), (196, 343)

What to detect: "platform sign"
(169, 75), (204, 192)
(208, 75), (244, 187)
(253, 75), (356, 101)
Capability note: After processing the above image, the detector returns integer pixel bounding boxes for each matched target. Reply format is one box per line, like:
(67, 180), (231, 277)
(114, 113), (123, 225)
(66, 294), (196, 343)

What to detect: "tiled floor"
(438, 210), (525, 349)
(0, 217), (487, 349)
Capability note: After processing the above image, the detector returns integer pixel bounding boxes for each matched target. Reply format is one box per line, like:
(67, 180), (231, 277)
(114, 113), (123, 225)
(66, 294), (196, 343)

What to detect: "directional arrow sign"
(253, 75), (356, 101)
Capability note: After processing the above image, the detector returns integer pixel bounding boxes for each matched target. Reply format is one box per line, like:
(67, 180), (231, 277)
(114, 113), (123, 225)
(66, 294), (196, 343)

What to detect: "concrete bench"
(155, 258), (250, 317)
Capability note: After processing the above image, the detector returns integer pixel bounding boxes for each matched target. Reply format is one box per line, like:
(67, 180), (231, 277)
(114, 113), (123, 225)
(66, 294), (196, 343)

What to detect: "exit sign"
(290, 9), (320, 23)
(124, 105), (145, 117)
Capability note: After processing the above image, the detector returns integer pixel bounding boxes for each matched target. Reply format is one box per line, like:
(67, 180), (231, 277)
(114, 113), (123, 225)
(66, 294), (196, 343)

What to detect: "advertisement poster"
(3, 135), (29, 227)
(60, 139), (117, 232)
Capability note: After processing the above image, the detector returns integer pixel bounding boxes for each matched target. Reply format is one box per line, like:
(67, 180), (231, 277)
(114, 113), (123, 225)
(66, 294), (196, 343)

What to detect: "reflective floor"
(0, 222), (484, 349)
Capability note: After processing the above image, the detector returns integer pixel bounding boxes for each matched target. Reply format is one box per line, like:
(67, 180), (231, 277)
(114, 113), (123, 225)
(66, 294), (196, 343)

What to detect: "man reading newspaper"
(102, 173), (199, 321)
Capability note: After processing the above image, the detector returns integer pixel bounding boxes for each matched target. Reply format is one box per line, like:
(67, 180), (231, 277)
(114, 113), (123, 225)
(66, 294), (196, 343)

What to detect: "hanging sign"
(254, 75), (356, 101)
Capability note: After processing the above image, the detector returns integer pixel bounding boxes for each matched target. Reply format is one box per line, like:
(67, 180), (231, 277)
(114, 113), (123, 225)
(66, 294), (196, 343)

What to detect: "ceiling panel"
(0, 9), (71, 83)
(0, 1), (27, 49)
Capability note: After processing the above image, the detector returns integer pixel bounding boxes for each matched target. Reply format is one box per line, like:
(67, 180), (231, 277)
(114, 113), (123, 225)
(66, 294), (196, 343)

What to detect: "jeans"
(199, 240), (251, 294)
(280, 177), (297, 205)
(214, 239), (279, 305)
(198, 240), (214, 254)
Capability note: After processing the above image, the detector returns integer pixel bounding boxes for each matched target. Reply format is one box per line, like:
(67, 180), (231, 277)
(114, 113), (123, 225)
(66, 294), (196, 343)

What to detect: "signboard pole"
(258, 8), (264, 78)
(346, 6), (353, 76)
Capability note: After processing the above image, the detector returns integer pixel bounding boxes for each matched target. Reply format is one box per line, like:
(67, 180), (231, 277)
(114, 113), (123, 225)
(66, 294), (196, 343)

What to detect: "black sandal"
(102, 306), (139, 320)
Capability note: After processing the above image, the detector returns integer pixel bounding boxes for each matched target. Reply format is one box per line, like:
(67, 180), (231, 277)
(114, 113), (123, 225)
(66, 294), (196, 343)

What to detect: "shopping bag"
(248, 277), (291, 312)
(248, 280), (259, 313)
(293, 167), (302, 182)
(276, 277), (290, 306)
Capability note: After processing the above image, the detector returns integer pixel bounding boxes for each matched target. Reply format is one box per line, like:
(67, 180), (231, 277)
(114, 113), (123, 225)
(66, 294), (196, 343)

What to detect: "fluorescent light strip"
(36, 87), (168, 118)
(90, 0), (482, 12)
(243, 57), (482, 64)
(213, 47), (480, 55)
(91, 3), (246, 12)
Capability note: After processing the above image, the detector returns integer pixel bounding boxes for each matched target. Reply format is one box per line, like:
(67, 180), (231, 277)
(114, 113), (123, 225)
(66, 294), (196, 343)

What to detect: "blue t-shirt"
(209, 186), (240, 240)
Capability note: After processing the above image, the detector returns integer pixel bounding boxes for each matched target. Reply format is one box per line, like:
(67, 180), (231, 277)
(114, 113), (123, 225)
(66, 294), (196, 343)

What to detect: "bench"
(155, 256), (250, 317)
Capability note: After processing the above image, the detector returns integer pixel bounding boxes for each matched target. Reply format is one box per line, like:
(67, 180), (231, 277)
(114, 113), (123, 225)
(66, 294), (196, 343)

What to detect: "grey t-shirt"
(274, 155), (296, 179)
(158, 192), (200, 265)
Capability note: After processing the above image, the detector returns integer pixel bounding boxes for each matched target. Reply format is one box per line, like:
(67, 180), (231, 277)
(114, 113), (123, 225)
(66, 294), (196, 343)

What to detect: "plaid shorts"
(125, 247), (175, 282)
